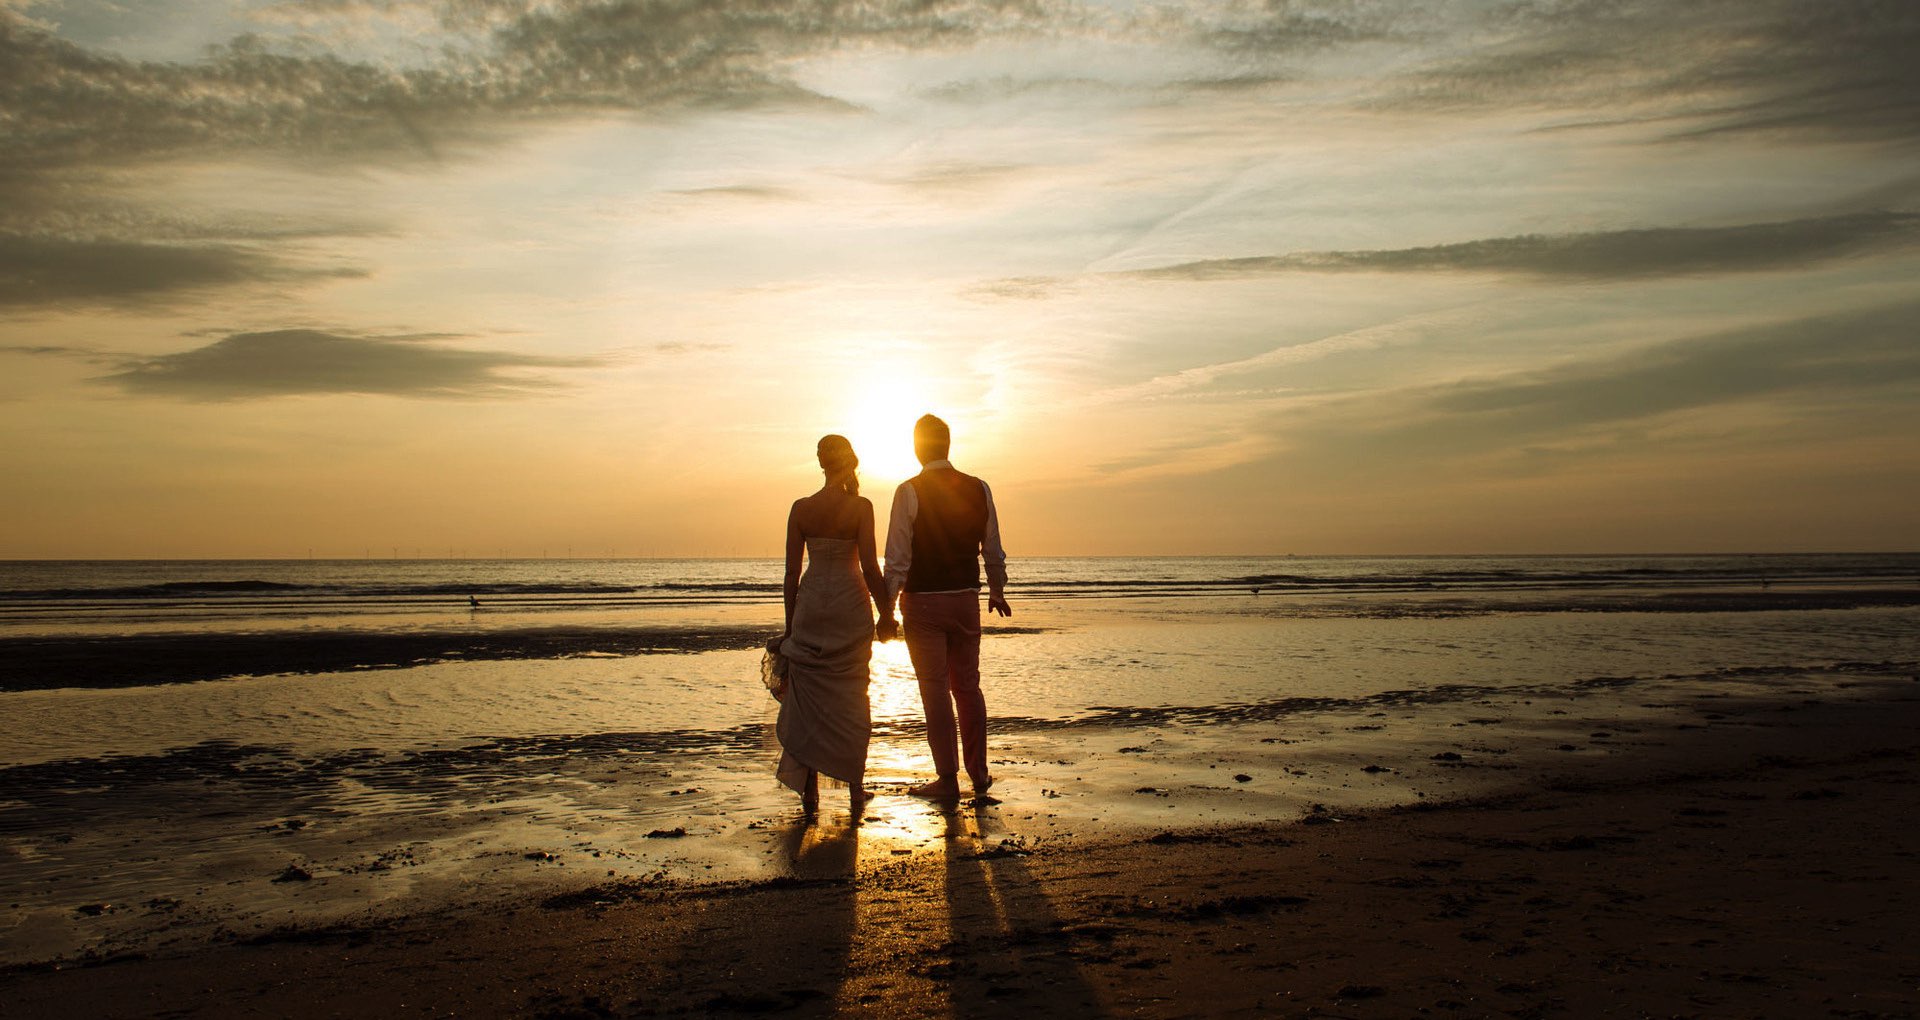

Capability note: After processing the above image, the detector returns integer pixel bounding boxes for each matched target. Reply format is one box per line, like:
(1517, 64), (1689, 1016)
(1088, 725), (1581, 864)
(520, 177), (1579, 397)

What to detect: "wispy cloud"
(99, 329), (597, 399)
(0, 233), (366, 307)
(666, 184), (805, 204)
(0, 343), (111, 360)
(973, 213), (1920, 298)
(1374, 0), (1920, 145)
(0, 1), (1054, 179)
(1305, 298), (1920, 465)
(1131, 213), (1920, 282)
(1424, 300), (1920, 425)
(1201, 1), (1404, 53)
(1094, 304), (1496, 404)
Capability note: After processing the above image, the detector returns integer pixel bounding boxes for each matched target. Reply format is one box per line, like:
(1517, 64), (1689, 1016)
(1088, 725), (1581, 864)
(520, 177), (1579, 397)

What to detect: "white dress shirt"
(884, 459), (1007, 600)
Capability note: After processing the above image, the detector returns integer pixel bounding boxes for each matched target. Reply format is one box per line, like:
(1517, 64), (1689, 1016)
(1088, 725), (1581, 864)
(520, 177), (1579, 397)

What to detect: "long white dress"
(775, 537), (873, 791)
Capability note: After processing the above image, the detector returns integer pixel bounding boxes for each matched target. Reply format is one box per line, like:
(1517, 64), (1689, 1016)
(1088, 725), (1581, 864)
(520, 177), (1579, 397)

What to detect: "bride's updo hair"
(817, 434), (859, 496)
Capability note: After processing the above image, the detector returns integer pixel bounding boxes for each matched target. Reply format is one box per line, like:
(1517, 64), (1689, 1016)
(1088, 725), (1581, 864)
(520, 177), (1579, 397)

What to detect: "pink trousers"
(901, 591), (988, 785)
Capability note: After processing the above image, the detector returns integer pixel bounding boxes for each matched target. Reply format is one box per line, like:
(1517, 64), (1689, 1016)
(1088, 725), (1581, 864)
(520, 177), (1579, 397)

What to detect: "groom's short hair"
(915, 414), (951, 459)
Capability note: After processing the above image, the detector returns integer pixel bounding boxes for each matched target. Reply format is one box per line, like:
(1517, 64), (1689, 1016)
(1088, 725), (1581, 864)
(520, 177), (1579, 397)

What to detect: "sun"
(841, 389), (933, 484)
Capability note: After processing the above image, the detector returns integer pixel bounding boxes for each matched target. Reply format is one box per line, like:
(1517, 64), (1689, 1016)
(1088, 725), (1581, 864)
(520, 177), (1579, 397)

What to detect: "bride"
(773, 434), (897, 817)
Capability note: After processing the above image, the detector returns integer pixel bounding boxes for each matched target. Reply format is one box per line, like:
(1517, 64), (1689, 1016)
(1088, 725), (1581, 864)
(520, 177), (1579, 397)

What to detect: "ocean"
(3, 553), (1915, 623)
(3, 554), (1918, 964)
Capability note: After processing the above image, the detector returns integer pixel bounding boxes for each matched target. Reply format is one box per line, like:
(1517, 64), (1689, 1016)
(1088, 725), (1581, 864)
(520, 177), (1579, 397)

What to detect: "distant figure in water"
(468, 595), (480, 610)
(772, 435), (893, 818)
(884, 414), (1009, 801)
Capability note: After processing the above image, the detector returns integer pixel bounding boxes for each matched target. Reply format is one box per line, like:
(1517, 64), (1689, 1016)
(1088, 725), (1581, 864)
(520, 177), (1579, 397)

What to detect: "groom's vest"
(905, 467), (988, 594)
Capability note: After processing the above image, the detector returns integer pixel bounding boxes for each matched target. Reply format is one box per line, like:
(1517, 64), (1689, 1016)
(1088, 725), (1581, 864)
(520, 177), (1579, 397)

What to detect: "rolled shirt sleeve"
(980, 479), (1007, 595)
(883, 480), (917, 601)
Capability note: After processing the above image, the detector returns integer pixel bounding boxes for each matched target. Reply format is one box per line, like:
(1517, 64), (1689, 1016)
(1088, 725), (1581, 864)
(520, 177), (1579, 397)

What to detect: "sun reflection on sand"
(868, 637), (921, 725)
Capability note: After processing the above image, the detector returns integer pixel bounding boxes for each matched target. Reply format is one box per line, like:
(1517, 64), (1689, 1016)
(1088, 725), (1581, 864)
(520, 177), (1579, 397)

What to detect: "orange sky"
(2, 1), (1918, 557)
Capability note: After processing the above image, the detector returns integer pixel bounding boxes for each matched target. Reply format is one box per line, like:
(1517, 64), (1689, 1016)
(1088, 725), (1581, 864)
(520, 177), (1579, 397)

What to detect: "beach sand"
(5, 666), (1917, 1018)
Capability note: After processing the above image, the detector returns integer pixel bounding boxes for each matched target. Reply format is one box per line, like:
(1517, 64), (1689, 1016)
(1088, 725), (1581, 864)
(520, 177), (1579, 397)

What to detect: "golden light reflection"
(868, 638), (920, 722)
(850, 637), (972, 847)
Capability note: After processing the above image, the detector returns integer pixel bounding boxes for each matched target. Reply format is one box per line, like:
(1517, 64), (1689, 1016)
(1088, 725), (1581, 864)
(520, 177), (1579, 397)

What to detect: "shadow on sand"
(935, 800), (1106, 1014)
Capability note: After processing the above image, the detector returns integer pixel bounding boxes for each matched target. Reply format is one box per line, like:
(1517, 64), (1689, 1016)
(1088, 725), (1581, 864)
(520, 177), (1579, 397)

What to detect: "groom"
(883, 414), (1010, 799)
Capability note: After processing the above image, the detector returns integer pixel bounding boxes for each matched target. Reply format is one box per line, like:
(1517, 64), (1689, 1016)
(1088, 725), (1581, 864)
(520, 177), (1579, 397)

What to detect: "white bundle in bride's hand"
(760, 636), (790, 701)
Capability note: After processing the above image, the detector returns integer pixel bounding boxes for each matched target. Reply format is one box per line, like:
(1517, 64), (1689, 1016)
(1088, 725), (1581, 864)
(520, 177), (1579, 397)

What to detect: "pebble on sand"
(645, 827), (688, 839)
(272, 864), (313, 883)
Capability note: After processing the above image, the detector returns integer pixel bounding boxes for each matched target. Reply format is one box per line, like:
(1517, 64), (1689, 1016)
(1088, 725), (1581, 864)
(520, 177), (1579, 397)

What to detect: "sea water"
(2, 555), (1917, 963)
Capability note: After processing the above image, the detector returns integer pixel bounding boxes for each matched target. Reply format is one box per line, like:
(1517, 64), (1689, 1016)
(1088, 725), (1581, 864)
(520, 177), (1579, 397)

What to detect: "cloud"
(1127, 213), (1920, 283)
(99, 329), (597, 399)
(0, 232), (366, 307)
(650, 341), (726, 355)
(0, 343), (118, 362)
(0, 1), (1052, 179)
(960, 275), (1073, 302)
(667, 184), (803, 203)
(894, 161), (1035, 195)
(1304, 298), (1920, 465)
(965, 213), (1920, 300)
(1201, 1), (1404, 53)
(918, 74), (1113, 104)
(1425, 300), (1920, 426)
(1374, 0), (1920, 145)
(1093, 304), (1494, 404)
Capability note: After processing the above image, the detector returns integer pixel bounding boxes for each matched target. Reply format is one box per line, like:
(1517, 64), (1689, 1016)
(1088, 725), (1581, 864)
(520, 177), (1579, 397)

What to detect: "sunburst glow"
(841, 388), (932, 485)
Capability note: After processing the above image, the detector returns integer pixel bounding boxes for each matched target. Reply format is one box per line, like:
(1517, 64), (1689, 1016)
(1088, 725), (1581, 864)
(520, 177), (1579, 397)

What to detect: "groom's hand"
(987, 594), (1012, 618)
(875, 617), (900, 642)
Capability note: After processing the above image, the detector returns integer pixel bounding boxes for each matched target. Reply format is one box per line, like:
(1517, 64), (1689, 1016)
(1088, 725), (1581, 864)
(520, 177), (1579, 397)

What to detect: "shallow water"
(3, 561), (1919, 966)
(6, 600), (1916, 764)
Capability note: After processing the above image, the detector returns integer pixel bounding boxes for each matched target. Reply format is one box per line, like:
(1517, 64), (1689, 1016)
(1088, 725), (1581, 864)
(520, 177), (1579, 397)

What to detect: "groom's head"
(914, 414), (950, 466)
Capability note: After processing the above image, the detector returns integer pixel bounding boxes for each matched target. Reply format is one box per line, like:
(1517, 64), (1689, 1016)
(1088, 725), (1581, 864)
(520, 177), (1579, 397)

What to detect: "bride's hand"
(875, 617), (899, 642)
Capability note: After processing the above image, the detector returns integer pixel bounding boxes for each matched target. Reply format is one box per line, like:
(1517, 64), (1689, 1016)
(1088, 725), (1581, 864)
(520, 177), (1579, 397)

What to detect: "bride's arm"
(856, 499), (895, 634)
(782, 501), (803, 637)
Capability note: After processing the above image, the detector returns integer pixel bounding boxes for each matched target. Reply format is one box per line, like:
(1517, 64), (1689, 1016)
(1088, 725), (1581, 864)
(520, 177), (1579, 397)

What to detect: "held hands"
(988, 593), (1012, 618)
(875, 616), (900, 642)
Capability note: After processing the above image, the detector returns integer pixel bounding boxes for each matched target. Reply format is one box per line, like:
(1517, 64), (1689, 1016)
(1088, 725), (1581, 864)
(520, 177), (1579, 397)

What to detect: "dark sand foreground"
(7, 684), (1920, 1020)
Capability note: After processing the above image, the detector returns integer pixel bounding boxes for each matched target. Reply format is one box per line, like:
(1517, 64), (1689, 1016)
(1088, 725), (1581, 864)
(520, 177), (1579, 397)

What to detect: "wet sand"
(6, 668), (1917, 1018)
(0, 624), (776, 691)
(6, 587), (1914, 692)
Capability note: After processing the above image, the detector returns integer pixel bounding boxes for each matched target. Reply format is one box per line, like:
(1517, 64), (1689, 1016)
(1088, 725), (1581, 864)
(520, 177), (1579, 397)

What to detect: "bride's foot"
(801, 770), (819, 814)
(908, 777), (961, 800)
(849, 786), (874, 820)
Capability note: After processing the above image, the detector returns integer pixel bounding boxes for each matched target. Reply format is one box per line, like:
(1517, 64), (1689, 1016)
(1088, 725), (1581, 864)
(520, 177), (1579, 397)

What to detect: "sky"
(2, 0), (1917, 557)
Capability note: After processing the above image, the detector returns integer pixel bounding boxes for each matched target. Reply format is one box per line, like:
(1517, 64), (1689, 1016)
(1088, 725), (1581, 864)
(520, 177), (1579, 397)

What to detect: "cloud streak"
(0, 233), (364, 307)
(1374, 0), (1920, 145)
(966, 213), (1920, 299)
(100, 329), (597, 399)
(1425, 300), (1920, 427)
(1132, 213), (1920, 282)
(0, 1), (1053, 178)
(1298, 298), (1920, 467)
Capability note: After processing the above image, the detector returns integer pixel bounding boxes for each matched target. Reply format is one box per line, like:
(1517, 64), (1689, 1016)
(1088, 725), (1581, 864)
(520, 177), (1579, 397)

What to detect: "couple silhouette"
(770, 414), (1009, 817)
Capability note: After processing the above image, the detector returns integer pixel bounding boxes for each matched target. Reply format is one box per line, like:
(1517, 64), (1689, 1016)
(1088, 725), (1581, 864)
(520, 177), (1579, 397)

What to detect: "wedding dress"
(775, 536), (872, 792)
